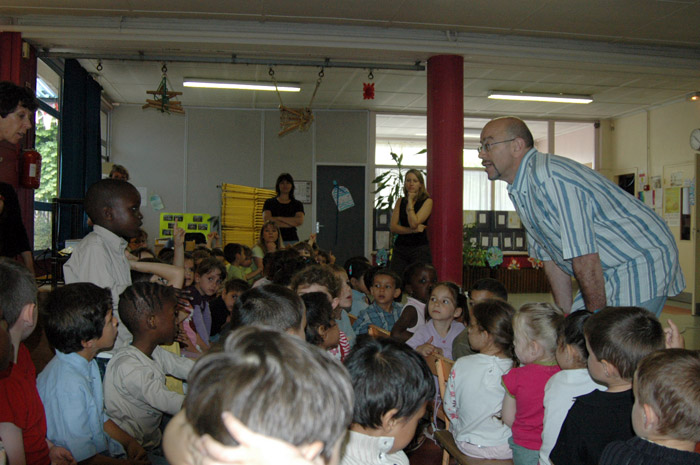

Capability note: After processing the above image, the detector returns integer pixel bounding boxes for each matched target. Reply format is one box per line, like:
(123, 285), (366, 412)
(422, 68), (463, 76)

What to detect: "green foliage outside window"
(33, 116), (59, 250)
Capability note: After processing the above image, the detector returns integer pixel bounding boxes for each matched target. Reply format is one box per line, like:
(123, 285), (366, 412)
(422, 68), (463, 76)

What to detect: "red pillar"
(427, 55), (463, 284)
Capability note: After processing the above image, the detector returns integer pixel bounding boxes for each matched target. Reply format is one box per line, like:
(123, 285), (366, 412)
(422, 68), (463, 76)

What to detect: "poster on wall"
(159, 212), (211, 238)
(663, 187), (680, 227)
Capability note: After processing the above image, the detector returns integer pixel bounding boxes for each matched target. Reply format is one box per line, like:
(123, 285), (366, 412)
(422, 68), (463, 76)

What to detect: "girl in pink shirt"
(501, 303), (565, 465)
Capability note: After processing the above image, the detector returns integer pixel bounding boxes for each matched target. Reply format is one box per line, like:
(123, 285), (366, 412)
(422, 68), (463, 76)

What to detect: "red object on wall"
(20, 149), (41, 189)
(0, 32), (38, 247)
(427, 55), (464, 284)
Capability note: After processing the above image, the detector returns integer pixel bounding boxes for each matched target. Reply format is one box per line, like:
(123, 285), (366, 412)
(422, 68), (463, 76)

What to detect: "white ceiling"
(2, 0), (700, 126)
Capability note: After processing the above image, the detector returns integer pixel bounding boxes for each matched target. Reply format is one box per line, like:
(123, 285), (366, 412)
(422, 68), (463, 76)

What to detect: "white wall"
(604, 100), (700, 296)
(110, 106), (370, 247)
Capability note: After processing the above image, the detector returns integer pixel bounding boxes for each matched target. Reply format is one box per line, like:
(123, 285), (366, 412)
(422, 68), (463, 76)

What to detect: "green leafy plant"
(371, 149), (426, 210)
(463, 223), (487, 267)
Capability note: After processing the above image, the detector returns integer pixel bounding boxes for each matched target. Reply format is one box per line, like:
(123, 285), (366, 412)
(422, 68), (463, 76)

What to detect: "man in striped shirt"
(478, 116), (685, 315)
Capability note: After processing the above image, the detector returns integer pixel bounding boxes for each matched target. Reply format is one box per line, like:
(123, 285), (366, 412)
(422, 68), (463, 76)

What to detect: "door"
(694, 154), (700, 315)
(315, 165), (365, 266)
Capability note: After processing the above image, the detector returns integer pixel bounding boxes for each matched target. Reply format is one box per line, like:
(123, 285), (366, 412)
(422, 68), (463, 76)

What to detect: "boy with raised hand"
(37, 283), (149, 465)
(64, 178), (144, 350)
(600, 348), (700, 465)
(352, 269), (403, 335)
(0, 258), (75, 465)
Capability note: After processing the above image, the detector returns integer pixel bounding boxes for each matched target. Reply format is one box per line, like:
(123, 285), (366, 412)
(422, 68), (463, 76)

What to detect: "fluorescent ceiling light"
(488, 91), (592, 104)
(183, 78), (300, 92)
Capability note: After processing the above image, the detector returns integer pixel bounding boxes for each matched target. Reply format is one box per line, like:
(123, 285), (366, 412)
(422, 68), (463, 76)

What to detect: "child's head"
(109, 163), (130, 181)
(632, 349), (700, 444)
(291, 265), (341, 305)
(315, 249), (331, 265)
(344, 336), (435, 453)
(363, 265), (383, 296)
(330, 264), (353, 310)
(194, 257), (227, 297)
(118, 282), (179, 345)
(555, 310), (592, 370)
(292, 241), (314, 259)
(158, 247), (175, 264)
(344, 257), (372, 295)
(131, 246), (156, 260)
(468, 278), (508, 304)
(128, 228), (148, 251)
(223, 243), (244, 264)
(584, 306), (664, 383)
(467, 299), (515, 360)
(235, 284), (306, 339)
(403, 262), (437, 304)
(84, 179), (143, 239)
(241, 246), (253, 267)
(258, 221), (282, 252)
(270, 253), (307, 287)
(191, 248), (212, 267)
(222, 279), (250, 313)
(512, 303), (564, 365)
(185, 326), (353, 465)
(44, 283), (117, 355)
(211, 248), (225, 262)
(0, 257), (38, 340)
(183, 253), (195, 287)
(427, 282), (465, 323)
(370, 269), (402, 306)
(302, 292), (340, 350)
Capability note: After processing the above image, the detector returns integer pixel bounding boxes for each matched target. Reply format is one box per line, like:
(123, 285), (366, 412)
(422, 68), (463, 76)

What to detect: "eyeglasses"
(477, 138), (515, 153)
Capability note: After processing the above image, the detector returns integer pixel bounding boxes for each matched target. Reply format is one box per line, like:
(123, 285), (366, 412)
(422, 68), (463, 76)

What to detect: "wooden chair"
(347, 313), (358, 325)
(433, 355), (513, 465)
(367, 324), (390, 338)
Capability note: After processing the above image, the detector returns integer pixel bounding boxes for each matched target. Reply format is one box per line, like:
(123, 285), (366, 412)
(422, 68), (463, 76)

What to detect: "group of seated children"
(1, 175), (698, 465)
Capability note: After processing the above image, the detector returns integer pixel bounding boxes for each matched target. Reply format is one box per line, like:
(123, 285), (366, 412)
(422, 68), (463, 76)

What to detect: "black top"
(0, 182), (31, 258)
(550, 389), (635, 465)
(263, 197), (304, 242)
(394, 196), (429, 247)
(208, 296), (229, 338)
(600, 436), (700, 465)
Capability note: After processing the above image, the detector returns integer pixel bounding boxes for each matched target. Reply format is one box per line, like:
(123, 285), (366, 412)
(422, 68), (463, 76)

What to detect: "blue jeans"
(508, 436), (539, 465)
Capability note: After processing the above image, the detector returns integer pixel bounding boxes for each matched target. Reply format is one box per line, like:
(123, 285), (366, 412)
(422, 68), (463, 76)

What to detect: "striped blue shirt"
(508, 148), (685, 310)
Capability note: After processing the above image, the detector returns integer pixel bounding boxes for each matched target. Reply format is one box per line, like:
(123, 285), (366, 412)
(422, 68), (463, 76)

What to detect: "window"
(34, 59), (62, 251)
(374, 115), (596, 217)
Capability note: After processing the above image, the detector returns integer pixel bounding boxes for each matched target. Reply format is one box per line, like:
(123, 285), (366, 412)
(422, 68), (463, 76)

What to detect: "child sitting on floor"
(443, 299), (516, 460)
(185, 257), (226, 350)
(600, 348), (700, 465)
(104, 282), (195, 452)
(550, 306), (666, 465)
(452, 278), (508, 360)
(163, 325), (354, 465)
(391, 262), (437, 343)
(343, 257), (372, 317)
(0, 258), (75, 465)
(502, 303), (564, 465)
(539, 311), (605, 465)
(406, 281), (465, 360)
(352, 269), (403, 335)
(38, 283), (149, 465)
(330, 264), (357, 347)
(302, 292), (345, 361)
(342, 336), (435, 465)
(209, 278), (249, 341)
(232, 284), (307, 339)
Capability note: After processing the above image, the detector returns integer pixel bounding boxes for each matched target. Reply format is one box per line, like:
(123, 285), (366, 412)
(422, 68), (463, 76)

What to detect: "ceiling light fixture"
(488, 91), (592, 104)
(687, 92), (700, 102)
(183, 78), (300, 92)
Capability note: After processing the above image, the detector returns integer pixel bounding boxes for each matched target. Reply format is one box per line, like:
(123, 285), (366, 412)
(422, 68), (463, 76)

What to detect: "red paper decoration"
(363, 82), (375, 100)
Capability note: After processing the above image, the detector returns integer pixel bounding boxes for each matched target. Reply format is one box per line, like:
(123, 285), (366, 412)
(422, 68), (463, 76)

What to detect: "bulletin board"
(662, 162), (694, 240)
(159, 212), (211, 238)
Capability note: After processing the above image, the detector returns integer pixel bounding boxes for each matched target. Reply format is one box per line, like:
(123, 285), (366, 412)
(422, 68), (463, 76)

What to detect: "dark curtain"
(58, 59), (102, 244)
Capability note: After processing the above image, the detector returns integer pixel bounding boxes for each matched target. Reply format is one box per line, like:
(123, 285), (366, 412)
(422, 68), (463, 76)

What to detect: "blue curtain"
(58, 59), (102, 243)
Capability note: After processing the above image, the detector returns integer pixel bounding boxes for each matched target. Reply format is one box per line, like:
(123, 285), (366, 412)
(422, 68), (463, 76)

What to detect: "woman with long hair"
(389, 169), (433, 276)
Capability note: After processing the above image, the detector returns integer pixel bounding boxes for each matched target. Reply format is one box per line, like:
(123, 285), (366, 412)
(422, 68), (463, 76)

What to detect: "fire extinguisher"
(20, 149), (41, 189)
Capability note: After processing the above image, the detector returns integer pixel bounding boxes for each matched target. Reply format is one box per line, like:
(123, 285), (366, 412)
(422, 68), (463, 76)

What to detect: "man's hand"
(48, 445), (77, 465)
(664, 319), (685, 349)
